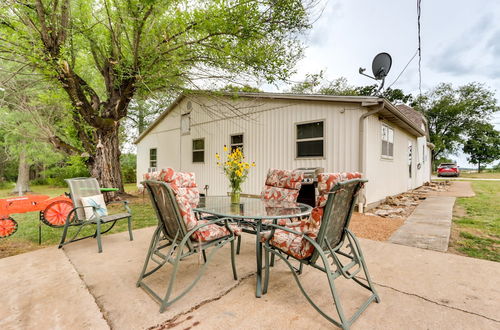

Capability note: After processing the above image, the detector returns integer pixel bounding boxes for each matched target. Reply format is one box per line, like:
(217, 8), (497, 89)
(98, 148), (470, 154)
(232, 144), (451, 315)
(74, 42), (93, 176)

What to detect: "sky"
(265, 0), (500, 167)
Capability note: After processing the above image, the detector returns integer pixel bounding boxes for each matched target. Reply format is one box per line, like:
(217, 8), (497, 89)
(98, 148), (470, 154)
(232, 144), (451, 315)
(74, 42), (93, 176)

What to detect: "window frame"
(149, 148), (157, 169)
(230, 133), (244, 152)
(295, 119), (326, 159)
(381, 124), (394, 159)
(192, 138), (205, 163)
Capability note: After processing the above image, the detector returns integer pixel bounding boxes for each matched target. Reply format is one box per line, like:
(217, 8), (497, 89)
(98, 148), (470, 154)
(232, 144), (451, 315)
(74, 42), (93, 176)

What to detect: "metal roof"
(134, 91), (426, 144)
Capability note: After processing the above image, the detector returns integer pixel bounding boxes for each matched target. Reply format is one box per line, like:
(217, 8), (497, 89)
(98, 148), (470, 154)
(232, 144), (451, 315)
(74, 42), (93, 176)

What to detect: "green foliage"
(463, 123), (500, 172)
(121, 153), (137, 184)
(0, 0), (315, 188)
(412, 82), (500, 161)
(219, 84), (262, 93)
(43, 156), (90, 187)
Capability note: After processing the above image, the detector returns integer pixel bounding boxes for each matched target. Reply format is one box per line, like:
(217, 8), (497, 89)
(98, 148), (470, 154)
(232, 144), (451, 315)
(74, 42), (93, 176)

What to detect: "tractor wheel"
(0, 217), (18, 238)
(41, 200), (74, 227)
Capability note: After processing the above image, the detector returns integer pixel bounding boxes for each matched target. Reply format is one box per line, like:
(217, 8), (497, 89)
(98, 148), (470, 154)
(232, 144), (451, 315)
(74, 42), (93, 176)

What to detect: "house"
(135, 91), (433, 209)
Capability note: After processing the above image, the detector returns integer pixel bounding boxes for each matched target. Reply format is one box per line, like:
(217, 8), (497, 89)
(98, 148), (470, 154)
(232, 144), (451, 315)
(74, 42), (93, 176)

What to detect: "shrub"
(44, 156), (90, 187)
(121, 153), (137, 184)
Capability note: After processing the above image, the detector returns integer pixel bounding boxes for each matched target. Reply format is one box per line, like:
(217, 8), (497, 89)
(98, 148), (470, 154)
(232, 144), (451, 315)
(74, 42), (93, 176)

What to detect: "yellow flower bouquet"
(216, 145), (255, 204)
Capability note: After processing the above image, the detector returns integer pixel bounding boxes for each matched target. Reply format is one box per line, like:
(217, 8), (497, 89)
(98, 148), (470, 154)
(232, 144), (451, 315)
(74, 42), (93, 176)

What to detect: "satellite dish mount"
(358, 52), (392, 95)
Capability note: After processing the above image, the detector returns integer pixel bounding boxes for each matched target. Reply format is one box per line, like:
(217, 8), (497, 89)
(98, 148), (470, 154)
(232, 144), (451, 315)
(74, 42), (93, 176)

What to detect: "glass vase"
(230, 191), (240, 204)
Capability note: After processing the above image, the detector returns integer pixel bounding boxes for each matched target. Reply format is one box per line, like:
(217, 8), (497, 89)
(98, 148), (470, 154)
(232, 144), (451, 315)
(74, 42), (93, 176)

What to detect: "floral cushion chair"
(144, 168), (241, 242)
(236, 169), (304, 254)
(261, 168), (304, 203)
(260, 172), (380, 329)
(261, 168), (304, 225)
(262, 172), (361, 259)
(138, 170), (240, 312)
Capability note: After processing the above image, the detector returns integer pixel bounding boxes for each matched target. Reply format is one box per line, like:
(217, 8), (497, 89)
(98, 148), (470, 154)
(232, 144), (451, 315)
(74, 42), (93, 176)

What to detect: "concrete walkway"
(389, 181), (476, 251)
(1, 228), (499, 330)
(389, 196), (455, 252)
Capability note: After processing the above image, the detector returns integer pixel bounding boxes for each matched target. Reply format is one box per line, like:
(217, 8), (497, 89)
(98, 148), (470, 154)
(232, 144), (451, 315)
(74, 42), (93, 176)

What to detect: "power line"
(417, 0), (422, 98)
(386, 49), (418, 89)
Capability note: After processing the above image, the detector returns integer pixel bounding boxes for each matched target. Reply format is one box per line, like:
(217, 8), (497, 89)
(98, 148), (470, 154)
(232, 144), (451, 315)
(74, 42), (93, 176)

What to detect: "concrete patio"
(1, 227), (499, 330)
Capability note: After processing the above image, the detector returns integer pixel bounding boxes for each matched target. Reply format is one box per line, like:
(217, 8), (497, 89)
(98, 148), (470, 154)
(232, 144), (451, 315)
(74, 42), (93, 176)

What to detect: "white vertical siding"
(175, 98), (363, 196)
(137, 95), (430, 205)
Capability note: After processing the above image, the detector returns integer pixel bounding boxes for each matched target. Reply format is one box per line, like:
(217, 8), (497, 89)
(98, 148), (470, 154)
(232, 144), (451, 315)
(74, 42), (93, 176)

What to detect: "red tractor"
(0, 194), (74, 242)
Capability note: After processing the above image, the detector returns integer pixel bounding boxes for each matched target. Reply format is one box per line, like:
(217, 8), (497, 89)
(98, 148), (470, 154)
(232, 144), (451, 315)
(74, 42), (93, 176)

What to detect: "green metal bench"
(58, 177), (133, 253)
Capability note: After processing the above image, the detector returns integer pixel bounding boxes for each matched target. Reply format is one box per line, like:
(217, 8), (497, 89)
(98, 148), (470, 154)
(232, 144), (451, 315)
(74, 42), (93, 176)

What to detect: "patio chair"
(137, 172), (240, 313)
(58, 177), (133, 253)
(236, 168), (304, 254)
(261, 174), (380, 330)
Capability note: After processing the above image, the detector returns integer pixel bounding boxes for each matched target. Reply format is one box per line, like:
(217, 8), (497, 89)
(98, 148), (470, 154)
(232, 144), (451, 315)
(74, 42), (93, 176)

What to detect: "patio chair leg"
(96, 220), (103, 253)
(202, 250), (207, 264)
(236, 235), (241, 255)
(137, 226), (161, 287)
(127, 216), (134, 241)
(270, 253), (275, 267)
(58, 219), (70, 248)
(263, 247), (270, 294)
(38, 222), (42, 245)
(230, 239), (238, 280)
(346, 229), (380, 303)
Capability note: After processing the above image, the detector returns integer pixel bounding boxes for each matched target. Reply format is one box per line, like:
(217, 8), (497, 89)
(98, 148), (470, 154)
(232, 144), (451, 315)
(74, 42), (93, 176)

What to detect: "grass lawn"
(0, 183), (156, 258)
(450, 181), (500, 262)
(457, 172), (500, 179)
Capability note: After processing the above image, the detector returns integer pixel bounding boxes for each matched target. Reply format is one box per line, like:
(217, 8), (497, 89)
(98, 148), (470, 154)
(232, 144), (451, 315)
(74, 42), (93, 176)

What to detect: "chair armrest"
(186, 217), (236, 237)
(106, 200), (131, 213)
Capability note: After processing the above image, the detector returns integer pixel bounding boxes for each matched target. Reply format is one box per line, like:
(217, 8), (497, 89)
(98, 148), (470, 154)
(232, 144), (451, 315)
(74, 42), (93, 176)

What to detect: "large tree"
(463, 123), (500, 172)
(412, 83), (500, 163)
(0, 0), (313, 193)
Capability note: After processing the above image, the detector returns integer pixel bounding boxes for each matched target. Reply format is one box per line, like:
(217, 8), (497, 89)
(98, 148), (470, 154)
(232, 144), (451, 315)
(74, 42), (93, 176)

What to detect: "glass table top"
(194, 196), (313, 220)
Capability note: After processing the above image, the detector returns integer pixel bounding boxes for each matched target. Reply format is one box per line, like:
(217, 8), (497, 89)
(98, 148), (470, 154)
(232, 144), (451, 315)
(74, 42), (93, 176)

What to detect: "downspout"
(358, 101), (384, 212)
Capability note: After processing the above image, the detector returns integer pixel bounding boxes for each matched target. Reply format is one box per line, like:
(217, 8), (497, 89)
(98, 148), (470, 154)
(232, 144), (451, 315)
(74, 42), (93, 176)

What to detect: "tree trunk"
(478, 161), (481, 173)
(89, 124), (124, 200)
(12, 149), (31, 195)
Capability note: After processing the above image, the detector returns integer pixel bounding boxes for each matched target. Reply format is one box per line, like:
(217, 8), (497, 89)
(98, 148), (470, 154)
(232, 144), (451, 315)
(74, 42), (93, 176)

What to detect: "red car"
(437, 163), (460, 177)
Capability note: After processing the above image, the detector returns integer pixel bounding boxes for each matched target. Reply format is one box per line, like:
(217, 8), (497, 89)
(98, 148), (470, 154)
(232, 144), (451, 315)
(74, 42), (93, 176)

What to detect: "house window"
(381, 125), (394, 158)
(149, 148), (157, 168)
(296, 121), (324, 158)
(230, 134), (244, 152)
(192, 138), (205, 163)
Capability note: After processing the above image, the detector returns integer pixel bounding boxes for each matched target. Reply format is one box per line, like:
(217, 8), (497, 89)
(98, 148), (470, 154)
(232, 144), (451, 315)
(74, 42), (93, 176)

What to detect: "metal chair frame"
(262, 179), (380, 330)
(58, 177), (133, 253)
(137, 180), (238, 313)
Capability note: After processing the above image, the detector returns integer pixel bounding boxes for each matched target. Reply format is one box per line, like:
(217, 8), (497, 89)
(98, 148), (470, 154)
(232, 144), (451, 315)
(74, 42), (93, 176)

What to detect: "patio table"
(194, 196), (312, 298)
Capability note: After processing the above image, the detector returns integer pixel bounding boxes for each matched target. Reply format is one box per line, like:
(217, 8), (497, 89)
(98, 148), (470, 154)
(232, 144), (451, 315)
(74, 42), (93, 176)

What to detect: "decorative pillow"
(81, 194), (108, 220)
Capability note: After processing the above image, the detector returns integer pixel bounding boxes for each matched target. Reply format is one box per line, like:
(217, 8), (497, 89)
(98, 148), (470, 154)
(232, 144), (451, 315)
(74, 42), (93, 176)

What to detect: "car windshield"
(439, 163), (456, 168)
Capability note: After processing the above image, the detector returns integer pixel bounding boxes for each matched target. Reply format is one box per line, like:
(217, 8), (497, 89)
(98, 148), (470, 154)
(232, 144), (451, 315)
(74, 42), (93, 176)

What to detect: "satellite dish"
(372, 53), (392, 80)
(359, 52), (393, 95)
